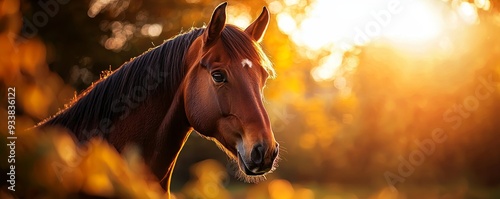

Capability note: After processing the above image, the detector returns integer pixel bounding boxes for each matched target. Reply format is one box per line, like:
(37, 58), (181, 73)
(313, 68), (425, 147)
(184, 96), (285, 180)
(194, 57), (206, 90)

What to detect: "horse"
(36, 2), (279, 196)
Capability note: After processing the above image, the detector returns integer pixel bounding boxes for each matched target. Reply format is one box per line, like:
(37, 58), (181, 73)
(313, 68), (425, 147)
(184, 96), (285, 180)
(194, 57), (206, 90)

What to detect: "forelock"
(220, 25), (276, 78)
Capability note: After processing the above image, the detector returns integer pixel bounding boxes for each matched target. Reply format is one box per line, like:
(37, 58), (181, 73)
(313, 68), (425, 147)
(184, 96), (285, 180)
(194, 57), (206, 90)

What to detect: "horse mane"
(39, 28), (205, 136)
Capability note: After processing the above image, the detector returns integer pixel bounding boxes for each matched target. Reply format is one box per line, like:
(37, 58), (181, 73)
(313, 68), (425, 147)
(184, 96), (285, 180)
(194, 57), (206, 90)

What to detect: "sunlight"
(268, 1), (284, 14)
(275, 0), (450, 82)
(227, 5), (252, 28)
(383, 0), (444, 43)
(276, 13), (296, 35)
(311, 51), (343, 82)
(474, 0), (491, 11)
(457, 1), (479, 24)
(285, 0), (384, 51)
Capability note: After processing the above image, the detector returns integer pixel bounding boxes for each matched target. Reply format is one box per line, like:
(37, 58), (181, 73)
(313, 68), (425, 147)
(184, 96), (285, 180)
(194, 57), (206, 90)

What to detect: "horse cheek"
(201, 89), (224, 136)
(184, 79), (218, 136)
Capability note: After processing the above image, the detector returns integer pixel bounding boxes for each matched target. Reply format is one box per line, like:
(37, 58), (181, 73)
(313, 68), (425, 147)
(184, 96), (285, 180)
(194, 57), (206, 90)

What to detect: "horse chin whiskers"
(226, 153), (280, 184)
(227, 159), (268, 183)
(235, 169), (268, 184)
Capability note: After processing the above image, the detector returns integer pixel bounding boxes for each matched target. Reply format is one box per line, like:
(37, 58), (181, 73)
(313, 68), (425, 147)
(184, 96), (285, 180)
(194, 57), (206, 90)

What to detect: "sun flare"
(382, 0), (445, 44)
(276, 0), (447, 51)
(273, 0), (484, 82)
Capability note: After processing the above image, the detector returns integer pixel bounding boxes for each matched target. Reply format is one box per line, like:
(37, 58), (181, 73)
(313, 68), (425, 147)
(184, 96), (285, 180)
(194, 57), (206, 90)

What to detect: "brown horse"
(37, 2), (279, 196)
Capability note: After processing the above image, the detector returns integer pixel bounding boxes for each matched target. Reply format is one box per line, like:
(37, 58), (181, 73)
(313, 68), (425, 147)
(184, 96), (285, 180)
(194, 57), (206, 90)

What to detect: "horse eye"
(211, 71), (226, 83)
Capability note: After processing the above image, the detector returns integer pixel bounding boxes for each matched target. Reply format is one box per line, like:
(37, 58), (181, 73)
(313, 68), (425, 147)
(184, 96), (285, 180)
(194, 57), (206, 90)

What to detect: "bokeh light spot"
(457, 1), (478, 24)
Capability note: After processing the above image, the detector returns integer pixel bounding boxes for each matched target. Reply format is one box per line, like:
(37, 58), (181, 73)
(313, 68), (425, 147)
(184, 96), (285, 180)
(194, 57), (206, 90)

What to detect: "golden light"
(284, 0), (300, 6)
(276, 13), (296, 35)
(475, 0), (491, 11)
(268, 1), (284, 14)
(268, 179), (295, 199)
(147, 24), (163, 37)
(382, 0), (445, 44)
(88, 0), (130, 18)
(275, 0), (453, 82)
(457, 1), (479, 24)
(310, 51), (343, 82)
(227, 5), (252, 28)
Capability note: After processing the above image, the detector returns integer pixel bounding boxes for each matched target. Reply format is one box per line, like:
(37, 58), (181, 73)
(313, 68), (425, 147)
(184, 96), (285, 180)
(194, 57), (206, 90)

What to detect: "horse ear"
(204, 2), (227, 47)
(245, 7), (270, 43)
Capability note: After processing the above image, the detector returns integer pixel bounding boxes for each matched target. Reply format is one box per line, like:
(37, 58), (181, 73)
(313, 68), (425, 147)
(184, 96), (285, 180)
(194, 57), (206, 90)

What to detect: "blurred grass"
(0, 127), (166, 198)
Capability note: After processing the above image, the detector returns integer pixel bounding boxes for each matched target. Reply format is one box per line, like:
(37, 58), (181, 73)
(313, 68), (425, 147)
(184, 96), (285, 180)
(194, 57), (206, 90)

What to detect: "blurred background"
(1, 0), (500, 198)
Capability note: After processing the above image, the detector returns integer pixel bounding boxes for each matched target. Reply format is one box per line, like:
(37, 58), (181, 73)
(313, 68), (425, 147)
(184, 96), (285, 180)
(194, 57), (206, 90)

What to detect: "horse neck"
(143, 86), (192, 193)
(147, 39), (207, 192)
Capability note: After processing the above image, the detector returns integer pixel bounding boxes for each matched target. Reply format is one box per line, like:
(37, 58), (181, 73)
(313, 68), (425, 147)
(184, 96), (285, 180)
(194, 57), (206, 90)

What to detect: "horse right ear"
(204, 2), (227, 48)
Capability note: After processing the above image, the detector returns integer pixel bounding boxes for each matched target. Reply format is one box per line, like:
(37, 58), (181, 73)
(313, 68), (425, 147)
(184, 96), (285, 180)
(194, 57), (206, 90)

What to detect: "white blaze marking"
(241, 58), (253, 68)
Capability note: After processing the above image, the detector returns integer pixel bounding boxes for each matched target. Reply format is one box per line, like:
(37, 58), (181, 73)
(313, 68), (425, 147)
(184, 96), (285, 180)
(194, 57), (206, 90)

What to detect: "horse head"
(183, 2), (279, 179)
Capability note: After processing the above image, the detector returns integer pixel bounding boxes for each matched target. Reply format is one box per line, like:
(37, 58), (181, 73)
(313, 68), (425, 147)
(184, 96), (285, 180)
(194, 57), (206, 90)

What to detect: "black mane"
(39, 28), (205, 136)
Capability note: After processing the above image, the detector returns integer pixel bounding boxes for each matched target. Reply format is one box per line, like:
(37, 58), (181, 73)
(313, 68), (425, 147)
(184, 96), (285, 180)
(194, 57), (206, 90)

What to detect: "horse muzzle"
(237, 142), (279, 175)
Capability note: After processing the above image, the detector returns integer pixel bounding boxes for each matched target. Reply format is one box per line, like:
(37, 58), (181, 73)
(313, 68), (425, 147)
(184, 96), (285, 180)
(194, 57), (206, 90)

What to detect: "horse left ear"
(204, 2), (227, 47)
(245, 7), (270, 43)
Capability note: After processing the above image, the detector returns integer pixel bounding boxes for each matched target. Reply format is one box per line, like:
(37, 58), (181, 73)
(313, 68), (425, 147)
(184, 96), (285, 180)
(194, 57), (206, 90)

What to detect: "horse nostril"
(251, 144), (264, 165)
